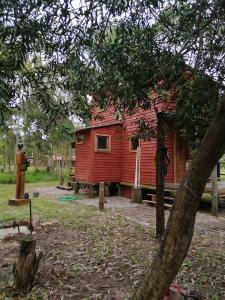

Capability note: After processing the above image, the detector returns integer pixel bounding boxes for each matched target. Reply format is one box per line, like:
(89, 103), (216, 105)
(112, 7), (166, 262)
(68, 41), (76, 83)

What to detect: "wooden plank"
(147, 194), (174, 202)
(164, 196), (174, 201)
(143, 200), (156, 205)
(143, 199), (172, 209)
(8, 199), (30, 206)
(56, 185), (73, 191)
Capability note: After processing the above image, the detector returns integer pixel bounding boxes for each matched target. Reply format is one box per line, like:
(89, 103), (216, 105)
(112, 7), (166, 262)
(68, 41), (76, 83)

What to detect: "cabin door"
(174, 133), (189, 183)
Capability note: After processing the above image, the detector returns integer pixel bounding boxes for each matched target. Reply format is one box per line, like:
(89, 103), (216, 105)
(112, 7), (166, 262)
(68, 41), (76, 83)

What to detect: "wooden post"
(156, 112), (165, 239)
(117, 184), (121, 196)
(14, 235), (42, 292)
(211, 166), (218, 216)
(88, 184), (96, 197)
(131, 187), (142, 203)
(99, 182), (105, 211)
(74, 182), (79, 194)
(104, 184), (110, 197)
(60, 159), (64, 185)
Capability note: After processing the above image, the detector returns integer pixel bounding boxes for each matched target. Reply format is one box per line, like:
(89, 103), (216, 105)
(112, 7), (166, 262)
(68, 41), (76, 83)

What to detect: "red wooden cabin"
(73, 101), (189, 199)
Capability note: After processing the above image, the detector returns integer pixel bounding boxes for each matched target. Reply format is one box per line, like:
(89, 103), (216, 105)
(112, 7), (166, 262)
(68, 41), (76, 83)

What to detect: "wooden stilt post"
(104, 184), (110, 197)
(117, 184), (121, 196)
(74, 182), (79, 194)
(211, 166), (218, 216)
(99, 182), (105, 211)
(14, 235), (42, 292)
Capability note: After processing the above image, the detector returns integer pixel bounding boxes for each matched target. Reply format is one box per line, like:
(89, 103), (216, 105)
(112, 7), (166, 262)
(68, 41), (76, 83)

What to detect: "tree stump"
(14, 235), (42, 293)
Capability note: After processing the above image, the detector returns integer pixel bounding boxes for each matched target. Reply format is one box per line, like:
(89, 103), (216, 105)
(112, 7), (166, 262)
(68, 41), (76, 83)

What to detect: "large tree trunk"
(133, 96), (225, 300)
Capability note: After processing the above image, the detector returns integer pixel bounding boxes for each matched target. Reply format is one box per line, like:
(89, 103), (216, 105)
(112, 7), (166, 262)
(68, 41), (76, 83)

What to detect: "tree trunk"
(3, 144), (6, 171)
(133, 96), (225, 300)
(14, 235), (42, 293)
(156, 112), (165, 238)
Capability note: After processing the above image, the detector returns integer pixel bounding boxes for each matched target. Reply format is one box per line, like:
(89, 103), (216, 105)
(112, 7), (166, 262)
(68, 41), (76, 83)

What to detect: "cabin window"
(130, 136), (139, 151)
(76, 135), (84, 144)
(96, 134), (111, 152)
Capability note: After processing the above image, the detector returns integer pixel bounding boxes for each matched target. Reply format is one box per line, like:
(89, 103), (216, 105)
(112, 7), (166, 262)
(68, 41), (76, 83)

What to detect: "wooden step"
(143, 199), (173, 210)
(164, 196), (175, 201)
(56, 185), (73, 191)
(143, 199), (156, 205)
(146, 194), (175, 202)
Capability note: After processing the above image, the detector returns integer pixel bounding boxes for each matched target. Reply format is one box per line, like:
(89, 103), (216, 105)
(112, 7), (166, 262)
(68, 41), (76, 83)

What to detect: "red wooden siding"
(121, 109), (156, 185)
(75, 100), (181, 188)
(91, 106), (117, 127)
(164, 128), (175, 184)
(91, 126), (122, 183)
(75, 130), (93, 183)
(75, 125), (122, 183)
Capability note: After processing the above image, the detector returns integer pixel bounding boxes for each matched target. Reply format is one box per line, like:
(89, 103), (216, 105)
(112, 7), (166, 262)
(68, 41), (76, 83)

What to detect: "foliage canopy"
(1, 0), (225, 141)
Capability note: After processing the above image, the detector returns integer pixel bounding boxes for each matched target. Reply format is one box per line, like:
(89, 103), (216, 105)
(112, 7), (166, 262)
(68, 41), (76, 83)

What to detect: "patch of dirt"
(31, 186), (72, 200)
(0, 217), (158, 299)
(1, 186), (224, 299)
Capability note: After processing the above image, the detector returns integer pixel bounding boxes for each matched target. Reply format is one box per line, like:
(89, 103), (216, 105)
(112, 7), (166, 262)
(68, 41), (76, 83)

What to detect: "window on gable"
(96, 103), (104, 112)
(130, 136), (139, 151)
(76, 135), (84, 144)
(96, 135), (110, 151)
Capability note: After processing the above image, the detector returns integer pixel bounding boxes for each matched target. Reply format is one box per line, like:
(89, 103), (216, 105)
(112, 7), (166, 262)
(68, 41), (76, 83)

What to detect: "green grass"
(0, 182), (97, 227)
(0, 168), (60, 184)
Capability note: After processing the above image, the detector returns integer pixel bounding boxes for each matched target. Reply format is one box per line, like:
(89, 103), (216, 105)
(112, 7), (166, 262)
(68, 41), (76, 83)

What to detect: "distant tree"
(0, 120), (19, 172)
(0, 0), (91, 125)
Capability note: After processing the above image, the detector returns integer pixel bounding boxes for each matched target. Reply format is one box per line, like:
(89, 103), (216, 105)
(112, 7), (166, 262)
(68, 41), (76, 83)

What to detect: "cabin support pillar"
(131, 187), (142, 203)
(104, 184), (110, 197)
(99, 182), (105, 210)
(74, 182), (79, 194)
(88, 184), (96, 198)
(117, 184), (121, 196)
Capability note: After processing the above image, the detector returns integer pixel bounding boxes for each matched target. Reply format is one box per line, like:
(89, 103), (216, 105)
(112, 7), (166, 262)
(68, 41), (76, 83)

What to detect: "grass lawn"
(0, 168), (60, 184)
(0, 182), (97, 228)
